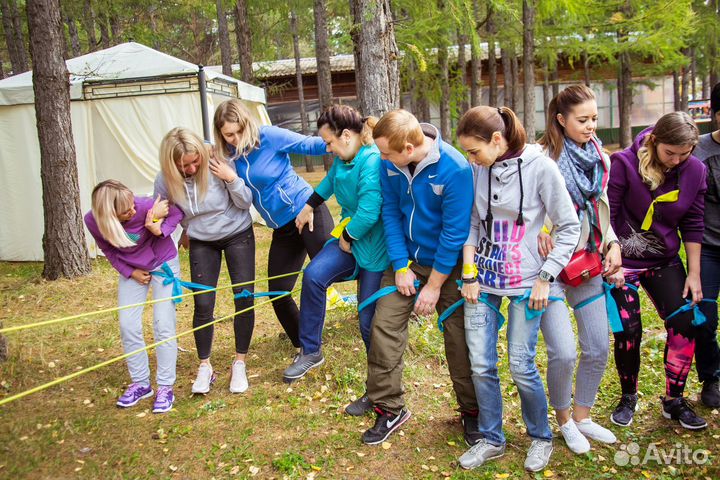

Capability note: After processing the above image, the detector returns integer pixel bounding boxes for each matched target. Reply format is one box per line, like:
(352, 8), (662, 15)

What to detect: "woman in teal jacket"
(282, 106), (388, 397)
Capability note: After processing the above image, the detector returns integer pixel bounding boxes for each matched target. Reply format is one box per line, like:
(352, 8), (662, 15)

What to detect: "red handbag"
(559, 249), (603, 287)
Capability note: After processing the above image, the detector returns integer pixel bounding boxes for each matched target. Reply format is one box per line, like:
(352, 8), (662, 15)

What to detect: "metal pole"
(198, 65), (211, 141)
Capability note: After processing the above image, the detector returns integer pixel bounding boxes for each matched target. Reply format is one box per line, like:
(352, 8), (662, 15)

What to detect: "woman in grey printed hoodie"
(154, 127), (255, 396)
(454, 106), (580, 473)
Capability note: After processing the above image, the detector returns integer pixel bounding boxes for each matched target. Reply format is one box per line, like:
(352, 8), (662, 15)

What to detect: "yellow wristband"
(396, 260), (413, 274)
(462, 263), (478, 278)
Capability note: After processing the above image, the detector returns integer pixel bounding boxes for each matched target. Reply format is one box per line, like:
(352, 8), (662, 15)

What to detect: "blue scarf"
(557, 136), (604, 231)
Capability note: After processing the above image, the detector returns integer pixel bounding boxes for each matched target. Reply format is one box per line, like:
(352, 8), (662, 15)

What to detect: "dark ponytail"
(457, 106), (526, 153)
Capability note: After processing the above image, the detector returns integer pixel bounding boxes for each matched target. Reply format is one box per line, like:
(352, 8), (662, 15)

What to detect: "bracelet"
(461, 277), (479, 285)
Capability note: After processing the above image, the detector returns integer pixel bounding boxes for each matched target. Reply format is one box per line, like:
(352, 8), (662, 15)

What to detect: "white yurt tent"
(0, 42), (269, 261)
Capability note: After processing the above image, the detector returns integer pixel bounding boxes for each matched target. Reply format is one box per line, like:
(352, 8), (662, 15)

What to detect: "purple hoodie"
(608, 127), (706, 269)
(84, 196), (184, 278)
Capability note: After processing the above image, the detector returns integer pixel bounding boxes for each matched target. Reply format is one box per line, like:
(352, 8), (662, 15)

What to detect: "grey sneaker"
(229, 360), (248, 393)
(458, 439), (506, 470)
(191, 363), (216, 394)
(524, 439), (553, 472)
(345, 392), (372, 416)
(282, 351), (325, 383)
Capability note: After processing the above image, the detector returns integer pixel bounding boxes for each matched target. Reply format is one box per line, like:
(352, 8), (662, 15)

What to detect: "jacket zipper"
(242, 156), (277, 228)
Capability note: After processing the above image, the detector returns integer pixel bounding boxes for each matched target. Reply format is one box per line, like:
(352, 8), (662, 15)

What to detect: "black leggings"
(268, 204), (333, 347)
(189, 227), (255, 359)
(611, 261), (696, 398)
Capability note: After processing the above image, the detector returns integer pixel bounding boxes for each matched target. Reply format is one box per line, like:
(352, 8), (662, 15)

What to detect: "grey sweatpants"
(540, 275), (609, 410)
(117, 255), (179, 387)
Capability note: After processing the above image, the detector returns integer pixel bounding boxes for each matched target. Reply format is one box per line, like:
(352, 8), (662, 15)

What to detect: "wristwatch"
(538, 270), (555, 283)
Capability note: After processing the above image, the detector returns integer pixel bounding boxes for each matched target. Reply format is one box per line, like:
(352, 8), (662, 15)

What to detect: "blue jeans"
(464, 292), (553, 446)
(697, 244), (720, 383)
(298, 240), (384, 354)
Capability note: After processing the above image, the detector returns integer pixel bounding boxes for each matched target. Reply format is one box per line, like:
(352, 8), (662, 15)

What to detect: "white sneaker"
(229, 360), (248, 393)
(524, 439), (553, 472)
(559, 419), (590, 454)
(574, 418), (617, 444)
(191, 363), (215, 394)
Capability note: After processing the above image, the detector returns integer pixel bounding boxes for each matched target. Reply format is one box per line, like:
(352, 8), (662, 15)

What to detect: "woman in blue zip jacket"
(213, 99), (334, 348)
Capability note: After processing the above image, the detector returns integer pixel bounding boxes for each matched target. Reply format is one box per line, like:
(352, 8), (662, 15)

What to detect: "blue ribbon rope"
(437, 281), (507, 332)
(234, 289), (291, 300)
(573, 282), (639, 334)
(512, 289), (565, 321)
(150, 262), (215, 304)
(357, 280), (422, 312)
(666, 299), (717, 326)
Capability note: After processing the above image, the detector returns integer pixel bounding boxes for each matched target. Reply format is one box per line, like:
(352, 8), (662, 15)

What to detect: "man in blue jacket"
(361, 109), (480, 446)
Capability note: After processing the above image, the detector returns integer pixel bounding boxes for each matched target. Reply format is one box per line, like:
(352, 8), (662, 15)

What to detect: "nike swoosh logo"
(386, 414), (402, 429)
(428, 174), (438, 178)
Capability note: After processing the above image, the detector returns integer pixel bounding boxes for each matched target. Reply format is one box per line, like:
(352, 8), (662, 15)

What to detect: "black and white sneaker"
(610, 393), (638, 427)
(282, 351), (325, 383)
(362, 407), (411, 445)
(345, 392), (373, 416)
(662, 396), (707, 430)
(461, 412), (483, 446)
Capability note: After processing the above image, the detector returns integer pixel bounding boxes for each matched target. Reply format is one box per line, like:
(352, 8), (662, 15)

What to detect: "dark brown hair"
(317, 104), (377, 145)
(456, 106), (526, 153)
(538, 84), (597, 160)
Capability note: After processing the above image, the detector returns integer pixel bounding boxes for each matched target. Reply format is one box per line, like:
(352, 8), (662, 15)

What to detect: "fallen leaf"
(248, 465), (260, 476)
(421, 465), (429, 471)
(495, 474), (510, 479)
(382, 441), (391, 449)
(168, 465), (177, 472)
(48, 362), (56, 368)
(356, 451), (366, 457)
(544, 470), (555, 478)
(641, 471), (651, 479)
(447, 441), (456, 446)
(136, 412), (147, 418)
(229, 465), (240, 475)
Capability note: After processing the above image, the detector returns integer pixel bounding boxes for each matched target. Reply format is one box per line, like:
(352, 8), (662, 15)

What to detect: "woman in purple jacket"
(607, 112), (707, 430)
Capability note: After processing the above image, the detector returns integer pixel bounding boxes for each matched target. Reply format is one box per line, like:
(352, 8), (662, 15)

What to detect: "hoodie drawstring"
(484, 159), (525, 238)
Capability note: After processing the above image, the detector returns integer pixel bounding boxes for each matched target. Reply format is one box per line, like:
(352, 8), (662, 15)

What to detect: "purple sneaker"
(116, 383), (153, 408)
(152, 386), (175, 414)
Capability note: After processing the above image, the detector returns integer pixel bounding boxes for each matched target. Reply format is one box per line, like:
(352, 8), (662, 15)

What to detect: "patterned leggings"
(611, 262), (696, 398)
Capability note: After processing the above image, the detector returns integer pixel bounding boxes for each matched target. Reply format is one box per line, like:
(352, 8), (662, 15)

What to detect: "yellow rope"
(0, 288), (300, 407)
(0, 270), (304, 334)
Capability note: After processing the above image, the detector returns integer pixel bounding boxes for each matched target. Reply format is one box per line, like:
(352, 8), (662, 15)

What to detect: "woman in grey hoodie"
(154, 127), (255, 395)
(455, 106), (580, 473)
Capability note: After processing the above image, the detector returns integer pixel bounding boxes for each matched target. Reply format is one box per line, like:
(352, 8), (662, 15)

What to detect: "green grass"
(0, 174), (718, 478)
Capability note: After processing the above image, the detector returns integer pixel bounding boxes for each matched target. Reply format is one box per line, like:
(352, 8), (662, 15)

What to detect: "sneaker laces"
(467, 438), (489, 454)
(156, 386), (172, 403)
(617, 394), (636, 410)
(672, 397), (696, 415)
(527, 440), (548, 458)
(126, 383), (147, 397)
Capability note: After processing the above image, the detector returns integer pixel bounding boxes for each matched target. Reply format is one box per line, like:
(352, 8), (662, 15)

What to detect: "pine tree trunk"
(83, 0), (97, 52)
(522, 0), (536, 141)
(349, 0), (399, 117)
(680, 49), (689, 112)
(65, 14), (81, 57)
(469, 0), (481, 107)
(1, 0), (29, 73)
(314, 0), (333, 112)
(618, 51), (633, 147)
(551, 64), (559, 97)
(542, 58), (551, 117)
(673, 71), (681, 112)
(487, 7), (497, 107)
(0, 59), (4, 78)
(235, 0), (253, 83)
(511, 48), (520, 112)
(702, 74), (709, 99)
(216, 0), (233, 76)
(501, 46), (511, 107)
(457, 30), (469, 113)
(110, 14), (120, 43)
(27, 0), (91, 280)
(408, 60), (419, 116)
(439, 45), (451, 139)
(583, 50), (591, 86)
(290, 9), (313, 173)
(98, 12), (110, 49)
(690, 47), (696, 100)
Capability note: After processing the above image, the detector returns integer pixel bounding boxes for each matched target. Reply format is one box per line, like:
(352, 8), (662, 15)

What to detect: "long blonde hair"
(159, 127), (209, 206)
(91, 180), (136, 248)
(213, 99), (260, 160)
(639, 112), (699, 190)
